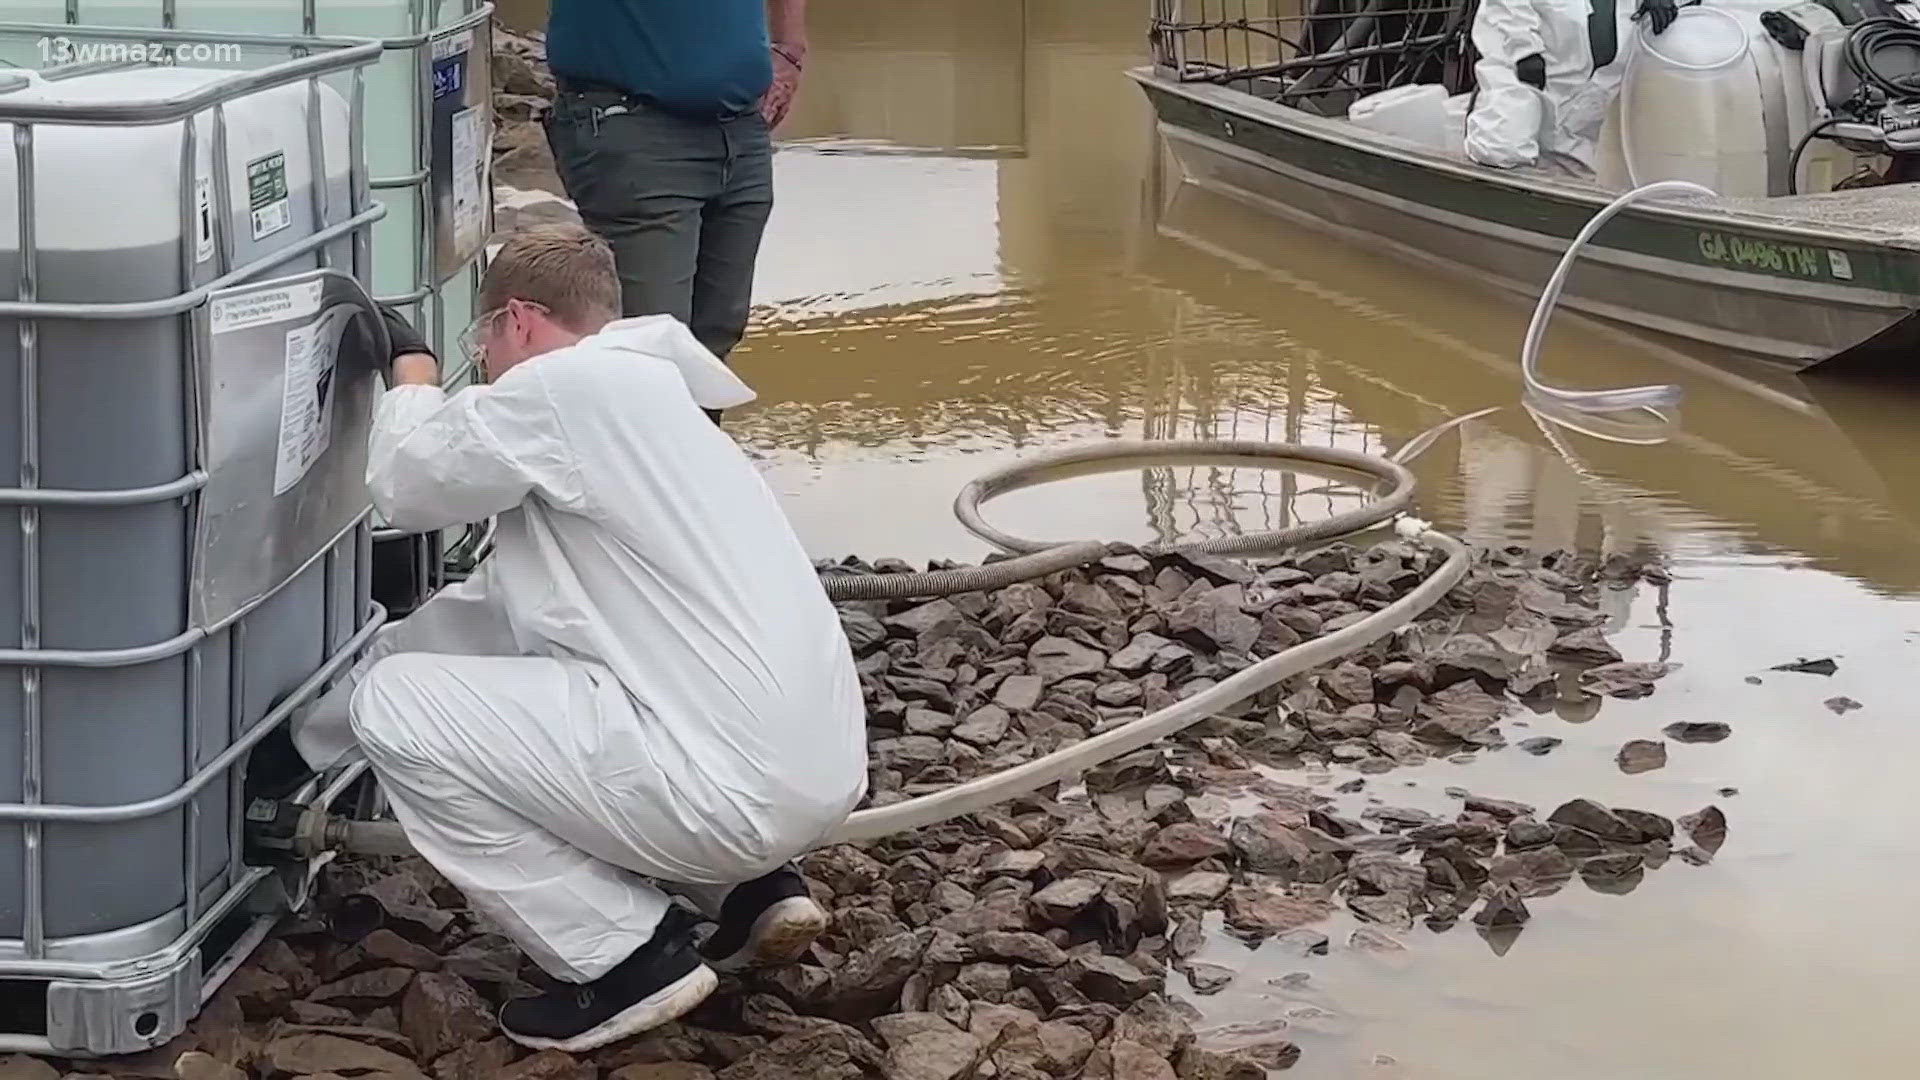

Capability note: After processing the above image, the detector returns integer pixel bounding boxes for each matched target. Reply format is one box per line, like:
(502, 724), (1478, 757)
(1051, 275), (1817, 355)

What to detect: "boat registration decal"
(1696, 231), (1834, 280)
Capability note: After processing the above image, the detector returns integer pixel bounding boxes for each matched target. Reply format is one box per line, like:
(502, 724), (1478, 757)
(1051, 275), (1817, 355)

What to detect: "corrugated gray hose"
(821, 440), (1418, 601)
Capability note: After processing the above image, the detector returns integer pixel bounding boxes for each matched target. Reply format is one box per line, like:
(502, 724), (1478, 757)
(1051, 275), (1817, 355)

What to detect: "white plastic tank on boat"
(1348, 84), (1453, 151)
(1444, 91), (1472, 157)
(0, 33), (389, 1056)
(1610, 5), (1772, 196)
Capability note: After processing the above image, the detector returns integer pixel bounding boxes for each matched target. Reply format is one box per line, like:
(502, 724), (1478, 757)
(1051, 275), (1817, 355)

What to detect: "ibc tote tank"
(0, 60), (367, 966)
(0, 0), (493, 359)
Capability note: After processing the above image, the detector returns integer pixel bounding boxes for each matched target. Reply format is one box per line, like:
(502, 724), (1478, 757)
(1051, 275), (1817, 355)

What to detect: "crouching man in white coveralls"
(292, 223), (868, 1053)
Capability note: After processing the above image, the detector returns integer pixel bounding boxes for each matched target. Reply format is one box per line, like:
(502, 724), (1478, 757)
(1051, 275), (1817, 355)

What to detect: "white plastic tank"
(1444, 91), (1471, 157)
(1348, 84), (1452, 151)
(0, 64), (360, 944)
(1613, 5), (1771, 196)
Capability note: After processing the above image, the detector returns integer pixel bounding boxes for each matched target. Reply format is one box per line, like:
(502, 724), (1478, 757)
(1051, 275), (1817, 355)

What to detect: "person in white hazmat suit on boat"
(292, 222), (868, 1053)
(1465, 0), (1679, 170)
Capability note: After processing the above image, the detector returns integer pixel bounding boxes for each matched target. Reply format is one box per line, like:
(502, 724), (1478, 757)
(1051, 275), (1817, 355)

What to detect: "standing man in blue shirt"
(543, 0), (806, 422)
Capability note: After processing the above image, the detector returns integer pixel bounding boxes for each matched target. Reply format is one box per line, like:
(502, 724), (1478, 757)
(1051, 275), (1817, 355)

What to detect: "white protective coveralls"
(293, 315), (869, 983)
(1466, 0), (1637, 170)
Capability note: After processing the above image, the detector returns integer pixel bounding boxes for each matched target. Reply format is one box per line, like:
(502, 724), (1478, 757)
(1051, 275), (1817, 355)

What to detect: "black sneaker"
(698, 864), (828, 973)
(497, 910), (717, 1054)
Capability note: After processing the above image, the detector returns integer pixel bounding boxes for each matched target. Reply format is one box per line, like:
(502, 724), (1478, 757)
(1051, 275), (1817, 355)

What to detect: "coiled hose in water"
(821, 439), (1417, 601)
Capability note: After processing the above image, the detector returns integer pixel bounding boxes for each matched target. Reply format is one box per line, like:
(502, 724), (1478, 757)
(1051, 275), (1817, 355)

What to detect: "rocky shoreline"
(12, 539), (1724, 1080)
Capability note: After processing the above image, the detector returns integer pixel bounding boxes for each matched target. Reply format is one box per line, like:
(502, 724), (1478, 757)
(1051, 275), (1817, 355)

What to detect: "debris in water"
(1663, 721), (1732, 744)
(1825, 696), (1864, 714)
(1744, 676), (1763, 686)
(1771, 657), (1838, 676)
(1518, 736), (1562, 756)
(1615, 739), (1668, 774)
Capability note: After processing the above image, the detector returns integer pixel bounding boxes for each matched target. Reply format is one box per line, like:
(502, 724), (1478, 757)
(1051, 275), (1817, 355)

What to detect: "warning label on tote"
(248, 151), (291, 240)
(194, 175), (214, 263)
(210, 278), (323, 335)
(274, 306), (349, 495)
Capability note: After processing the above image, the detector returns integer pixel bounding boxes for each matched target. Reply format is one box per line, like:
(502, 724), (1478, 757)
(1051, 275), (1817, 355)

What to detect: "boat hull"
(1131, 68), (1920, 369)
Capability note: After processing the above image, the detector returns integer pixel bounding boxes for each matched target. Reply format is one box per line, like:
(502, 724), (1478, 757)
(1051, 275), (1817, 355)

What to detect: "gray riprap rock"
(887, 599), (963, 639)
(1518, 736), (1562, 755)
(1183, 962), (1237, 996)
(1615, 739), (1668, 774)
(1550, 627), (1622, 664)
(970, 932), (1068, 968)
(1581, 661), (1680, 699)
(1110, 633), (1173, 675)
(840, 610), (889, 655)
(1140, 822), (1231, 867)
(1031, 877), (1104, 926)
(261, 1033), (424, 1078)
(1228, 813), (1311, 876)
(1615, 808), (1675, 843)
(1371, 730), (1428, 765)
(1473, 886), (1530, 928)
(1166, 871), (1230, 906)
(875, 736), (948, 774)
(401, 972), (493, 1062)
(1679, 805), (1728, 854)
(1413, 681), (1509, 742)
(996, 675), (1044, 711)
(1070, 955), (1159, 1005)
(952, 705), (1013, 746)
(1165, 587), (1260, 655)
(1030, 637), (1107, 684)
(1223, 886), (1333, 939)
(1489, 847), (1575, 895)
(830, 931), (927, 1019)
(1505, 818), (1556, 850)
(1322, 662), (1374, 704)
(878, 1019), (982, 1080)
(1345, 852), (1423, 896)
(718, 1030), (884, 1080)
(906, 708), (957, 736)
(1063, 581), (1125, 621)
(1547, 799), (1641, 843)
(1463, 794), (1534, 820)
(1663, 720), (1730, 743)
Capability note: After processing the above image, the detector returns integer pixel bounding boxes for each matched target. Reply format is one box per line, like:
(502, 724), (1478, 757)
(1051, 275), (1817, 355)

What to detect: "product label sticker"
(1827, 249), (1855, 281)
(209, 278), (324, 335)
(431, 29), (474, 62)
(451, 105), (485, 252)
(247, 151), (291, 240)
(273, 306), (349, 496)
(194, 175), (215, 263)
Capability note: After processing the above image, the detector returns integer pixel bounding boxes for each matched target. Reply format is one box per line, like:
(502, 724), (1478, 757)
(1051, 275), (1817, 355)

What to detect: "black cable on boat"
(1787, 116), (1851, 195)
(1844, 17), (1920, 102)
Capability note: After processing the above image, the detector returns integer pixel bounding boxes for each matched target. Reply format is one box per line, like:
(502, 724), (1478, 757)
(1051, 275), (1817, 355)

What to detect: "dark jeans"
(543, 87), (774, 366)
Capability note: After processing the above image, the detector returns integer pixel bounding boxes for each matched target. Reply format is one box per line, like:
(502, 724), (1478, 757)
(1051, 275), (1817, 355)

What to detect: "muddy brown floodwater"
(502, 2), (1920, 1077)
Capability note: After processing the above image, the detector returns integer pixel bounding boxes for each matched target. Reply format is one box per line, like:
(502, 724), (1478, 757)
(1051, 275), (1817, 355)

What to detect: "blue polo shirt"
(546, 0), (772, 120)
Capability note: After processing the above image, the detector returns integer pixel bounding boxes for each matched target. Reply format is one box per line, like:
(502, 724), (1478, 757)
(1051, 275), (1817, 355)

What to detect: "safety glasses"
(458, 299), (550, 367)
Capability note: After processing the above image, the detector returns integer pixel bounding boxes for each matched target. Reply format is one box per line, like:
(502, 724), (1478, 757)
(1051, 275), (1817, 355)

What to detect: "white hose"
(1520, 179), (1707, 416)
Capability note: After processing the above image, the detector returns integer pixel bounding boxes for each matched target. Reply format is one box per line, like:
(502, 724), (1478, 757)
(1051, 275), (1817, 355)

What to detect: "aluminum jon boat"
(1129, 0), (1920, 373)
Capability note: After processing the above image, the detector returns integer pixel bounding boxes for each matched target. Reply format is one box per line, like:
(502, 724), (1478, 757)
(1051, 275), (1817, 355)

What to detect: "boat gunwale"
(1126, 65), (1920, 255)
